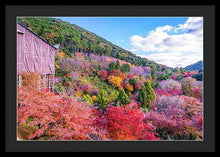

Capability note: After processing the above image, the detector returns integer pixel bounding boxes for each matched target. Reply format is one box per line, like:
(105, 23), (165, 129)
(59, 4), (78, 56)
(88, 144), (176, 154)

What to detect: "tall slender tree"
(115, 89), (131, 106)
(115, 59), (121, 70)
(137, 82), (155, 111)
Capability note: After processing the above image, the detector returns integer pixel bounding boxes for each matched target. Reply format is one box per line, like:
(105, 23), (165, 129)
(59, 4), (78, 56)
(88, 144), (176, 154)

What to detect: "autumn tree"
(107, 75), (123, 89)
(125, 83), (133, 95)
(109, 70), (126, 80)
(98, 70), (108, 81)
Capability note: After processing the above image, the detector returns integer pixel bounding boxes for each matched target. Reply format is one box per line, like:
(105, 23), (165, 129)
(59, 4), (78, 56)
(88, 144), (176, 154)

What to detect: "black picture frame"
(5, 5), (215, 152)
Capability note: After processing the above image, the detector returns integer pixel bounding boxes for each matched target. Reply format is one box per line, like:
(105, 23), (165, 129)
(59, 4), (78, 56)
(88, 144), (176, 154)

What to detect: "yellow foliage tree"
(122, 53), (128, 58)
(107, 75), (122, 89)
(125, 83), (133, 95)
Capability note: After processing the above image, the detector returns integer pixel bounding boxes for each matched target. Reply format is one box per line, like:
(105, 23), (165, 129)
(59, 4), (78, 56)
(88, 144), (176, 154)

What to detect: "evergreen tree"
(108, 61), (116, 71)
(137, 85), (148, 109)
(115, 89), (131, 106)
(147, 74), (152, 81)
(96, 89), (109, 110)
(147, 74), (155, 88)
(151, 64), (157, 79)
(116, 59), (121, 70)
(137, 82), (155, 111)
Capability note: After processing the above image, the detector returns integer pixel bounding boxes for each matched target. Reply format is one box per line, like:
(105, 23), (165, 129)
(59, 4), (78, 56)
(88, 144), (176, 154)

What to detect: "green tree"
(146, 74), (155, 88)
(147, 74), (152, 81)
(137, 82), (155, 111)
(96, 44), (105, 56)
(96, 90), (109, 110)
(151, 64), (157, 79)
(157, 73), (170, 81)
(173, 67), (181, 74)
(115, 89), (131, 106)
(108, 61), (116, 71)
(105, 45), (112, 56)
(81, 38), (88, 53)
(121, 63), (131, 73)
(115, 59), (121, 70)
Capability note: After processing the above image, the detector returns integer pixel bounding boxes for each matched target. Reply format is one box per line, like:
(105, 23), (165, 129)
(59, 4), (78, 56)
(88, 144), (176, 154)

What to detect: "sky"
(57, 17), (203, 68)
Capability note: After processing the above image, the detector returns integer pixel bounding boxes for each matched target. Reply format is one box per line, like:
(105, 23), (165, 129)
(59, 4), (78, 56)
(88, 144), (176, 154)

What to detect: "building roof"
(17, 21), (58, 50)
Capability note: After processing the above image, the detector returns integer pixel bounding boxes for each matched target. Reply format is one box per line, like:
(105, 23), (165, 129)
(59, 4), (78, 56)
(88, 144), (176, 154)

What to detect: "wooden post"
(52, 74), (54, 92)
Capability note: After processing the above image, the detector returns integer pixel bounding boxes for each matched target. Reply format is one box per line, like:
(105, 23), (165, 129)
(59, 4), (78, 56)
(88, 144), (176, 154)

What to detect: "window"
(45, 74), (54, 92)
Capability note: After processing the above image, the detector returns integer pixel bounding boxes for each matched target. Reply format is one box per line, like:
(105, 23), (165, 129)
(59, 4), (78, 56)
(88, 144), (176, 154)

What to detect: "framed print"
(5, 4), (215, 152)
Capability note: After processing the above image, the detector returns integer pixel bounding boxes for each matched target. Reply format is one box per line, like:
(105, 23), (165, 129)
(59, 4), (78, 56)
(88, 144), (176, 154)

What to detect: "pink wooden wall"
(17, 23), (56, 75)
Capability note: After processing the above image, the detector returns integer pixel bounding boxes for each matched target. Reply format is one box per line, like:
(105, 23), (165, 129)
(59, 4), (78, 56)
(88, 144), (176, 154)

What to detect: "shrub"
(17, 87), (108, 140)
(152, 95), (185, 117)
(21, 71), (44, 91)
(144, 95), (203, 140)
(83, 94), (93, 105)
(154, 88), (183, 97)
(105, 103), (159, 140)
(54, 82), (66, 95)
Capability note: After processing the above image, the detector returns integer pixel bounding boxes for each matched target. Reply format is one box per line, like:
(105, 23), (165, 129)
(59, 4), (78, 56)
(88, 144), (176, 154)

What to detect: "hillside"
(17, 17), (170, 71)
(184, 60), (203, 71)
(17, 17), (203, 141)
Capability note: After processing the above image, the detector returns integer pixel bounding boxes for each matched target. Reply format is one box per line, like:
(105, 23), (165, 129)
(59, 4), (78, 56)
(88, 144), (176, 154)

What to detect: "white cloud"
(129, 17), (203, 68)
(138, 51), (202, 68)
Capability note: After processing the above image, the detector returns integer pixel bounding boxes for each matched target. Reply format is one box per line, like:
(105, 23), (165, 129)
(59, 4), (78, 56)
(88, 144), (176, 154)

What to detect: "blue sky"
(57, 17), (203, 68)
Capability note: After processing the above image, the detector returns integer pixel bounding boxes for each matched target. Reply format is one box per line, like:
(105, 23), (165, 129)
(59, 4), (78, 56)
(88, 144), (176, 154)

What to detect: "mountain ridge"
(184, 60), (203, 71)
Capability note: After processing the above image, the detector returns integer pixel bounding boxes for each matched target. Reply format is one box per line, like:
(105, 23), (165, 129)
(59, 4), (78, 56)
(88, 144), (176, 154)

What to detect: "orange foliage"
(21, 71), (44, 91)
(75, 52), (84, 60)
(107, 75), (122, 89)
(109, 70), (126, 80)
(106, 57), (111, 62)
(125, 83), (133, 95)
(17, 87), (108, 140)
(57, 51), (65, 58)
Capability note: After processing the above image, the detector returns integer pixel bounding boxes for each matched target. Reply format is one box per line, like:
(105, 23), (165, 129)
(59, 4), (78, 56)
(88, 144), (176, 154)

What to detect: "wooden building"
(17, 22), (58, 91)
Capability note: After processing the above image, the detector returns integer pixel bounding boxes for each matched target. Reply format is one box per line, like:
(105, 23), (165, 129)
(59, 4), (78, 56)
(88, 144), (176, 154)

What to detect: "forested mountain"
(184, 60), (203, 71)
(17, 17), (170, 71)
